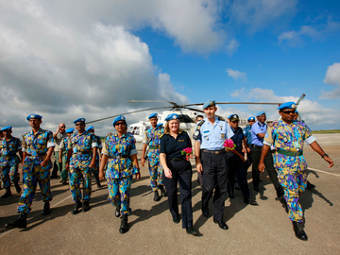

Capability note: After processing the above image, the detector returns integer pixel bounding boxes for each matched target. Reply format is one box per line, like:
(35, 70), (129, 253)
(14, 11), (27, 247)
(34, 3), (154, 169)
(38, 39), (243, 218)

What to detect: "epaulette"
(193, 120), (205, 140)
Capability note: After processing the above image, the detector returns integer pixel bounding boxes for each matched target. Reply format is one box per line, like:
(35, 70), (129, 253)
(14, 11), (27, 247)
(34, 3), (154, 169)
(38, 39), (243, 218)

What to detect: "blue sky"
(1, 0), (340, 135)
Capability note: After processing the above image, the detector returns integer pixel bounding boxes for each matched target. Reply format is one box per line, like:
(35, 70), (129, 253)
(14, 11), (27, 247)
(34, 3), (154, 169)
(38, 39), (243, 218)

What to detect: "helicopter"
(86, 94), (306, 142)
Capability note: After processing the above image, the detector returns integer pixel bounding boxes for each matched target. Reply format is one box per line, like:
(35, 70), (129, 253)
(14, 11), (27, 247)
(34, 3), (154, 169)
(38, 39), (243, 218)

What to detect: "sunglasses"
(75, 123), (84, 126)
(115, 122), (126, 126)
(282, 110), (296, 114)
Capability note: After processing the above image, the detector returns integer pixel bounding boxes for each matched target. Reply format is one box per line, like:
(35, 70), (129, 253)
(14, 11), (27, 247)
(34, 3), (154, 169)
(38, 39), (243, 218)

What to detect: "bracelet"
(321, 153), (329, 158)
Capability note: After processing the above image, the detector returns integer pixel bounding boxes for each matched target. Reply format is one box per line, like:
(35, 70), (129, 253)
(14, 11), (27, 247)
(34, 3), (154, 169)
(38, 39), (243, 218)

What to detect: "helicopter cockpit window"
(178, 114), (194, 123)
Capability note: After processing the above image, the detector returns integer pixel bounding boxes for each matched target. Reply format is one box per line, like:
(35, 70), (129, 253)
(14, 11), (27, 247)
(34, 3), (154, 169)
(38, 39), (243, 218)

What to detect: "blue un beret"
(26, 114), (42, 121)
(0, 126), (12, 132)
(248, 116), (256, 122)
(203, 100), (216, 110)
(165, 113), (179, 121)
(65, 128), (74, 133)
(278, 102), (297, 111)
(86, 126), (94, 132)
(74, 118), (86, 124)
(113, 115), (126, 126)
(256, 111), (265, 117)
(148, 113), (158, 119)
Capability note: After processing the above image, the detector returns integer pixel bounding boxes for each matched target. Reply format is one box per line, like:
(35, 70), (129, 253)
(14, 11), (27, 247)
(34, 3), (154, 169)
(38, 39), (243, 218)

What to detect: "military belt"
(149, 146), (160, 149)
(277, 148), (303, 157)
(201, 149), (225, 155)
(108, 155), (129, 159)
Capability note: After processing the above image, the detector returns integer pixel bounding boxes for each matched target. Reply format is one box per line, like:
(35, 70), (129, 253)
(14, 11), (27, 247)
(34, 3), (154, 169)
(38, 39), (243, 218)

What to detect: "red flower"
(181, 147), (192, 161)
(223, 139), (236, 151)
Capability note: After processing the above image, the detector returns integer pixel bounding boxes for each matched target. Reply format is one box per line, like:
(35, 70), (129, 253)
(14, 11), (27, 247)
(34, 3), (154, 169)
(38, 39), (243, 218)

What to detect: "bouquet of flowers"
(181, 147), (192, 161)
(223, 139), (236, 151)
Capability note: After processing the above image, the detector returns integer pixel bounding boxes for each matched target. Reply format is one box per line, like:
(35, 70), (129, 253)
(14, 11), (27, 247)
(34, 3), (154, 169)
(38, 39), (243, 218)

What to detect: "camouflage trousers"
(1, 164), (19, 189)
(106, 175), (132, 216)
(148, 156), (164, 192)
(18, 159), (52, 214)
(69, 167), (92, 202)
(277, 167), (307, 222)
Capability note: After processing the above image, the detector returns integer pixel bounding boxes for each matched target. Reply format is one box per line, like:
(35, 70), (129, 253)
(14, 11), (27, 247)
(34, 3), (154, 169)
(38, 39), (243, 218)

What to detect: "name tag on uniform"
(221, 133), (225, 139)
(178, 139), (184, 142)
(203, 130), (209, 133)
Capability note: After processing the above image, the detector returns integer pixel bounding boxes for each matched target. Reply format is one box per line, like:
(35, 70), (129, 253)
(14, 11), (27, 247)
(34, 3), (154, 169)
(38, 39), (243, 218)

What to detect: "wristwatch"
(321, 153), (329, 158)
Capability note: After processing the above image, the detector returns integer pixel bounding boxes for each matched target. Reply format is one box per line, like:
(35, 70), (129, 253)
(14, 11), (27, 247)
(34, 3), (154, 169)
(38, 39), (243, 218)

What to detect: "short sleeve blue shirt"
(251, 121), (267, 146)
(193, 117), (234, 150)
(243, 125), (252, 146)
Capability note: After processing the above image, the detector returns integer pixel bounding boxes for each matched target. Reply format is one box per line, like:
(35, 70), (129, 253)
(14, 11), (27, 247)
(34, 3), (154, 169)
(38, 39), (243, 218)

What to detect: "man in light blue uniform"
(251, 112), (284, 201)
(194, 101), (234, 230)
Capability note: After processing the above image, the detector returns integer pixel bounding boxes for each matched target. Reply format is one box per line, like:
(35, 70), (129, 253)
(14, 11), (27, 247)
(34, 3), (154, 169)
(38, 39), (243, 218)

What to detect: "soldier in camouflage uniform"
(86, 126), (102, 188)
(0, 126), (22, 198)
(66, 118), (98, 214)
(141, 113), (165, 201)
(259, 102), (334, 241)
(99, 115), (140, 234)
(59, 128), (74, 185)
(6, 114), (55, 229)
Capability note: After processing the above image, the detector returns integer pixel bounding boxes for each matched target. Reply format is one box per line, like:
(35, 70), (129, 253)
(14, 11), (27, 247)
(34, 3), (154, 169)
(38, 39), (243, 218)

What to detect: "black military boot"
(119, 215), (129, 234)
(5, 213), (27, 229)
(83, 200), (90, 212)
(14, 181), (22, 194)
(72, 201), (82, 215)
(292, 221), (308, 241)
(153, 190), (161, 201)
(159, 185), (167, 197)
(95, 175), (102, 188)
(213, 218), (229, 230)
(115, 207), (121, 217)
(42, 201), (51, 215)
(1, 188), (12, 198)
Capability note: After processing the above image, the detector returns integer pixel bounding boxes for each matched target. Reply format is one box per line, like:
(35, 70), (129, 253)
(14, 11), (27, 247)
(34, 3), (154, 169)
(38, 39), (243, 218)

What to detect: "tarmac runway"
(0, 134), (339, 255)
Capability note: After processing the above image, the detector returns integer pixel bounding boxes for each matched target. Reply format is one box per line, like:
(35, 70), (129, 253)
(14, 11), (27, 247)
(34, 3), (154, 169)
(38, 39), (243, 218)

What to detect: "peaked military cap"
(165, 113), (179, 121)
(113, 115), (126, 126)
(278, 102), (297, 110)
(0, 126), (12, 132)
(203, 100), (216, 109)
(26, 114), (42, 121)
(74, 117), (86, 124)
(228, 114), (239, 121)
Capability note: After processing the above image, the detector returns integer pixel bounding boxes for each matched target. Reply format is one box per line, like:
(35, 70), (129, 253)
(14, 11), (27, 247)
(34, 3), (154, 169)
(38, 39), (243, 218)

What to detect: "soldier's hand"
(99, 171), (105, 181)
(141, 158), (145, 167)
(196, 162), (203, 174)
(135, 172), (141, 180)
(324, 156), (334, 168)
(164, 168), (172, 179)
(258, 162), (265, 173)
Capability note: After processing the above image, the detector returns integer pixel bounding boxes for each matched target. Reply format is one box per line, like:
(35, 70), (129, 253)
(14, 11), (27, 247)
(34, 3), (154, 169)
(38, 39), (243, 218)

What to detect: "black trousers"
(164, 159), (193, 229)
(227, 154), (250, 202)
(251, 145), (283, 198)
(201, 151), (228, 222)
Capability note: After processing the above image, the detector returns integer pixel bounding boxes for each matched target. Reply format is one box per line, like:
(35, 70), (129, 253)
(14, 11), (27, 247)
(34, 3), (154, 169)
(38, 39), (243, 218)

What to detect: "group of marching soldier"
(0, 100), (334, 239)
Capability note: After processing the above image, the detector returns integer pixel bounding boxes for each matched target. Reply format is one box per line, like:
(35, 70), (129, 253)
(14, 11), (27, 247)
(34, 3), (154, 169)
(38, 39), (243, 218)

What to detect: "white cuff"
(47, 142), (55, 148)
(305, 136), (316, 144)
(92, 142), (98, 148)
(263, 141), (272, 146)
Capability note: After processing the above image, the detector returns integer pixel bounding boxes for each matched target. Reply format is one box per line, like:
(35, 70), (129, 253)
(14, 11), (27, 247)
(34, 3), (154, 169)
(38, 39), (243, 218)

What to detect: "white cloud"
(1, 0), (206, 136)
(226, 68), (247, 81)
(231, 88), (339, 129)
(225, 39), (239, 55)
(321, 63), (340, 99)
(227, 0), (297, 31)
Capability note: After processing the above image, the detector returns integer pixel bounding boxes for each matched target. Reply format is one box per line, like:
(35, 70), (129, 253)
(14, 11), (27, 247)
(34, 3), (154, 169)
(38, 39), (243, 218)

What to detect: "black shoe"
(14, 182), (22, 194)
(1, 189), (12, 198)
(5, 214), (27, 229)
(72, 201), (82, 215)
(186, 226), (199, 236)
(244, 198), (259, 206)
(119, 215), (129, 234)
(153, 190), (161, 201)
(293, 221), (308, 241)
(202, 208), (209, 218)
(95, 176), (102, 188)
(83, 200), (90, 212)
(42, 201), (51, 215)
(159, 185), (167, 197)
(172, 214), (180, 224)
(115, 207), (121, 217)
(213, 218), (229, 230)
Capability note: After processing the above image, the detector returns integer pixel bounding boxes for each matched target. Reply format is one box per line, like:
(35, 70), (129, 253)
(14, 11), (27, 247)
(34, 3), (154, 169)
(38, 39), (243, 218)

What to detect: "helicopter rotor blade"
(86, 106), (171, 124)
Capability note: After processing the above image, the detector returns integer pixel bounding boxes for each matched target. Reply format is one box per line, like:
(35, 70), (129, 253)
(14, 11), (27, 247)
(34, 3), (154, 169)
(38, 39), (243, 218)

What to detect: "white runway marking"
(308, 167), (340, 177)
(0, 194), (73, 239)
